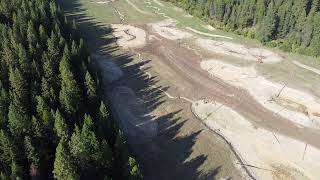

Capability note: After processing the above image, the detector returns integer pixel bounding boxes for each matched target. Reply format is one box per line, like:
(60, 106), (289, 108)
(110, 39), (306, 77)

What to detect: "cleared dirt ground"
(60, 0), (320, 179)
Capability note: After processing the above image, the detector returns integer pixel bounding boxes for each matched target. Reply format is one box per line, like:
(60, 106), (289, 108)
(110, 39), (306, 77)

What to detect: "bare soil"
(65, 0), (320, 178)
(137, 26), (320, 149)
(97, 50), (246, 179)
(100, 22), (320, 179)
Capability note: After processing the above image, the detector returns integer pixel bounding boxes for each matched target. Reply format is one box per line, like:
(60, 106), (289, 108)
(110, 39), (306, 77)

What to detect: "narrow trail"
(186, 27), (233, 39)
(153, 0), (164, 7)
(125, 0), (153, 15)
(143, 0), (170, 18)
(293, 60), (320, 75)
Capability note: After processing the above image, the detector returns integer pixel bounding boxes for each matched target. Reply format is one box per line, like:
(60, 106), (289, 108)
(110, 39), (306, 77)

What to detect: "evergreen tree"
(0, 88), (9, 128)
(39, 25), (48, 48)
(59, 45), (81, 114)
(53, 140), (79, 180)
(24, 136), (40, 176)
(0, 0), (141, 178)
(256, 2), (276, 42)
(36, 96), (54, 131)
(26, 21), (37, 57)
(98, 101), (115, 145)
(8, 102), (29, 136)
(85, 71), (98, 108)
(10, 159), (23, 180)
(31, 116), (45, 139)
(0, 130), (14, 168)
(165, 0), (320, 56)
(17, 43), (30, 76)
(128, 157), (142, 180)
(69, 114), (101, 170)
(54, 110), (69, 140)
(9, 68), (29, 108)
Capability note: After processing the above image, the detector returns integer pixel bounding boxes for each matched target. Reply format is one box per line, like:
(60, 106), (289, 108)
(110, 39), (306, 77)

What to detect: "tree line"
(0, 0), (142, 179)
(165, 0), (320, 57)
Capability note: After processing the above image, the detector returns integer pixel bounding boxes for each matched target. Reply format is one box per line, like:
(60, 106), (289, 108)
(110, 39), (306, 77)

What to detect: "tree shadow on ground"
(58, 0), (222, 179)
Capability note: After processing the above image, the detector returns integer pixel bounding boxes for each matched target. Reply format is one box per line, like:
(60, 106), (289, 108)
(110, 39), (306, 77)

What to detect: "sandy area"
(92, 54), (123, 83)
(186, 27), (233, 39)
(293, 61), (320, 75)
(201, 60), (320, 129)
(125, 0), (152, 15)
(149, 19), (193, 40)
(192, 100), (320, 180)
(197, 39), (283, 63)
(111, 24), (146, 48)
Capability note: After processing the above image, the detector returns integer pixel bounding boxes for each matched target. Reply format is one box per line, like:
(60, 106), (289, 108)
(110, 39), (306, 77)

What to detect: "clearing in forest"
(60, 0), (320, 179)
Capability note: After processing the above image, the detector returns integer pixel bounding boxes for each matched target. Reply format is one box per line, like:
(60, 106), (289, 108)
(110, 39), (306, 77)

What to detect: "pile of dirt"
(196, 39), (284, 63)
(200, 60), (320, 129)
(192, 100), (320, 180)
(149, 19), (193, 40)
(111, 24), (146, 48)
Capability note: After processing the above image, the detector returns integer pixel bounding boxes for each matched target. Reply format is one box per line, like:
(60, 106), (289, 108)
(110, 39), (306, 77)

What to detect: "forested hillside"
(0, 0), (141, 179)
(166, 0), (320, 57)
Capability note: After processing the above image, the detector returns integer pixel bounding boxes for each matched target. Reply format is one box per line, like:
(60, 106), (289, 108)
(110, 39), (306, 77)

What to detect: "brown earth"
(136, 25), (320, 150)
(97, 50), (247, 179)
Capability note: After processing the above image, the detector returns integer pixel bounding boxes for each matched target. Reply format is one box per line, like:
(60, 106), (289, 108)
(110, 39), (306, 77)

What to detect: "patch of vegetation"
(0, 0), (142, 179)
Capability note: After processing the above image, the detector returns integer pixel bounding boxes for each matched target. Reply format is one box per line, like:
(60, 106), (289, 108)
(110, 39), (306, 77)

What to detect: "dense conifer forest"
(166, 0), (320, 57)
(0, 0), (142, 179)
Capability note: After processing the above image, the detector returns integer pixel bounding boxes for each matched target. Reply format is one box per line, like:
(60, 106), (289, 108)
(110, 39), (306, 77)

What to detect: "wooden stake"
(303, 143), (308, 160)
